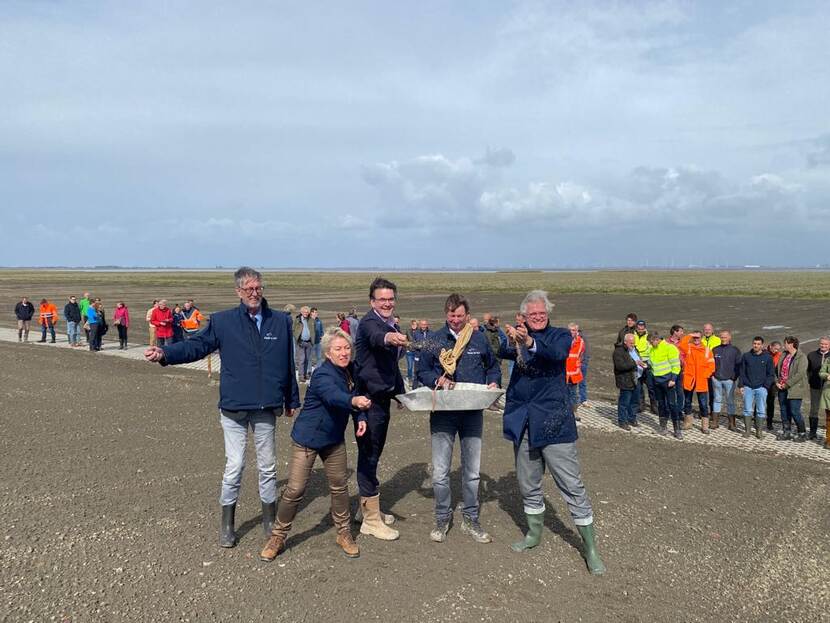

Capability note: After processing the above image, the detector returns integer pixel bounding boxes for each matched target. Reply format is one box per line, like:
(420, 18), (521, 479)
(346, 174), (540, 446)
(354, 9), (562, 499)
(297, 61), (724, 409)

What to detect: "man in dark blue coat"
(353, 277), (407, 541)
(500, 290), (606, 575)
(417, 293), (500, 544)
(145, 267), (300, 549)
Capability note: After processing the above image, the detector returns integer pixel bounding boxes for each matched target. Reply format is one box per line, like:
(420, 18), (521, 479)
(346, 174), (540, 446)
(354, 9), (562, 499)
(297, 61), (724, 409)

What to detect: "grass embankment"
(0, 270), (828, 299)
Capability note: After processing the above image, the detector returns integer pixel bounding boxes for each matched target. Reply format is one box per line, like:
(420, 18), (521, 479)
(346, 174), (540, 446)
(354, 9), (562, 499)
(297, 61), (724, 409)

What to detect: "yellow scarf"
(438, 323), (474, 377)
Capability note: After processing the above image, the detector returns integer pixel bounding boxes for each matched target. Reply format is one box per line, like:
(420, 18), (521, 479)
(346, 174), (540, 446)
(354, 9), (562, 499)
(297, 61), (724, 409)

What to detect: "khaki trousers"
(273, 441), (351, 538)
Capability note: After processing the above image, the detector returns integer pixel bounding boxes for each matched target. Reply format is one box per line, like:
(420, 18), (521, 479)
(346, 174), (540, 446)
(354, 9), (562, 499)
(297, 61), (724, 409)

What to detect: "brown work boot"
(259, 534), (286, 562)
(335, 531), (360, 558)
(682, 414), (693, 430)
(701, 416), (710, 434)
(359, 495), (399, 541)
(727, 415), (736, 431)
(710, 412), (720, 430)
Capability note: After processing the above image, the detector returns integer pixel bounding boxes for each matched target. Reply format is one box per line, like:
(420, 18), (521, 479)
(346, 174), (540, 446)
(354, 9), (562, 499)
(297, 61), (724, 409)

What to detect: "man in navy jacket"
(417, 293), (500, 544)
(353, 277), (407, 541)
(145, 267), (300, 549)
(500, 290), (605, 575)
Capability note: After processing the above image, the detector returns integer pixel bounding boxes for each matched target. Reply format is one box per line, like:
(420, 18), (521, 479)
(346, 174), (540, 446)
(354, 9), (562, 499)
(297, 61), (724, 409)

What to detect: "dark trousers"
(654, 382), (681, 422)
(638, 369), (656, 409)
(354, 397), (391, 497)
(116, 324), (128, 345)
(41, 320), (56, 341)
(156, 336), (169, 347)
(707, 377), (715, 414)
(778, 390), (806, 433)
(617, 388), (637, 424)
(684, 390), (709, 418)
(88, 323), (100, 351)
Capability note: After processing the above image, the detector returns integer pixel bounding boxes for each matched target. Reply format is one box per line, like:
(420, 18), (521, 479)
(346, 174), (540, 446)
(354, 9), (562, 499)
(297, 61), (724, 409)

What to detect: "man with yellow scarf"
(416, 293), (501, 544)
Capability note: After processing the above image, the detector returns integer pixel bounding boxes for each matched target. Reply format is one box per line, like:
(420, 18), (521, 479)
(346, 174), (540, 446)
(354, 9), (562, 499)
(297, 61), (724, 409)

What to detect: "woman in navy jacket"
(261, 327), (371, 561)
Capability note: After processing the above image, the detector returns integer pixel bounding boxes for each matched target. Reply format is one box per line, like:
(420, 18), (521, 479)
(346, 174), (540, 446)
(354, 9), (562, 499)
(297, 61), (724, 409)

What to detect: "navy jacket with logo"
(416, 323), (501, 395)
(160, 299), (300, 412)
(499, 324), (575, 448)
(290, 360), (367, 450)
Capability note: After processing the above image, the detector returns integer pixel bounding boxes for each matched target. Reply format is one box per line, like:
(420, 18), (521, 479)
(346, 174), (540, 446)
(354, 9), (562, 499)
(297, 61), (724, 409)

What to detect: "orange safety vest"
(39, 303), (58, 325)
(566, 335), (585, 384)
(180, 308), (204, 331)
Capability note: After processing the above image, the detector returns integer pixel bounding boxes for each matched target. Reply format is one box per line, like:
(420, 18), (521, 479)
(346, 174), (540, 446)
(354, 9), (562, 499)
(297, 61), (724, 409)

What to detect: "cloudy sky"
(1, 1), (828, 268)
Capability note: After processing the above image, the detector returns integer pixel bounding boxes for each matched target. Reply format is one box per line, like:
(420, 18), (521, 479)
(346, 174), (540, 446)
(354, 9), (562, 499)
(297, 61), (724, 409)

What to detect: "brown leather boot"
(682, 414), (693, 430)
(359, 495), (399, 541)
(727, 415), (736, 431)
(701, 417), (710, 434)
(710, 412), (720, 430)
(260, 534), (286, 562)
(336, 531), (360, 558)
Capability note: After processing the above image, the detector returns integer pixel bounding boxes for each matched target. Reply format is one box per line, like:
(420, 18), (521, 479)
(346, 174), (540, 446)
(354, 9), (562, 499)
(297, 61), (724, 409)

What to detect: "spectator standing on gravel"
(764, 341), (783, 430)
(179, 300), (205, 339)
(347, 308), (360, 337)
(64, 295), (82, 347)
(566, 323), (585, 421)
(613, 333), (641, 431)
(337, 312), (351, 335)
(14, 296), (35, 343)
(776, 336), (808, 442)
(616, 313), (638, 345)
(293, 306), (316, 382)
(648, 332), (682, 438)
(171, 305), (185, 344)
(499, 290), (605, 575)
(738, 337), (774, 439)
(145, 300), (158, 346)
(404, 319), (418, 387)
(38, 298), (58, 343)
(416, 293), (500, 545)
(816, 358), (830, 449)
(310, 307), (324, 370)
(86, 300), (101, 351)
(150, 300), (174, 347)
(260, 328), (370, 562)
(113, 302), (130, 350)
(144, 267), (300, 549)
(806, 337), (830, 440)
(578, 328), (590, 406)
(711, 331), (741, 431)
(633, 320), (656, 414)
(667, 325), (687, 428)
(680, 330), (716, 433)
(353, 277), (407, 542)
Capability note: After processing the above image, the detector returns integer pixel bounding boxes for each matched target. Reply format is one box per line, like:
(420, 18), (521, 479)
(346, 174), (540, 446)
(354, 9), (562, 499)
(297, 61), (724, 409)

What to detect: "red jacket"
(113, 305), (130, 328)
(150, 306), (174, 338)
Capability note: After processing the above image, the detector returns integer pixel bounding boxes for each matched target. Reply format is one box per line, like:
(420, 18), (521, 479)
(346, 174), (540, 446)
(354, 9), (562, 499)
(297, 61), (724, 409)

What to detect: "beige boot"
(354, 503), (396, 526)
(682, 414), (693, 430)
(359, 495), (399, 540)
(701, 416), (710, 434)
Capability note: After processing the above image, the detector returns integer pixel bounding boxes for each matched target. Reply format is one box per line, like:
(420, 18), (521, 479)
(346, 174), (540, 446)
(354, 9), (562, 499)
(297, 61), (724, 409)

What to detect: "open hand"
(356, 420), (367, 437)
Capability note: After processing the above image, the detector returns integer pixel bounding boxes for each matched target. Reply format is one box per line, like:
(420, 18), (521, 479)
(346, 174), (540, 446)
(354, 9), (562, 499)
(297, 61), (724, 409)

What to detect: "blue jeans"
(778, 390), (806, 433)
(66, 320), (80, 345)
(578, 359), (588, 403)
(41, 320), (56, 341)
(617, 388), (637, 424)
(742, 386), (767, 418)
(712, 379), (736, 414)
(430, 411), (483, 522)
(405, 352), (416, 382)
(219, 409), (278, 506)
(684, 390), (709, 417)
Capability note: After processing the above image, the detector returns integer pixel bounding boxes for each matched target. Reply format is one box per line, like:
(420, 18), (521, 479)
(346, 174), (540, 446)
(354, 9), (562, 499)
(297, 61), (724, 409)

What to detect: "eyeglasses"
(238, 286), (264, 295)
(526, 312), (548, 318)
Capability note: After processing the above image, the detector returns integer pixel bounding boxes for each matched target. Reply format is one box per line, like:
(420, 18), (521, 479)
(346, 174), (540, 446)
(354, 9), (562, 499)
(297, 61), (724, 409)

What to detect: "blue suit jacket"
(355, 310), (405, 398)
(161, 299), (300, 412)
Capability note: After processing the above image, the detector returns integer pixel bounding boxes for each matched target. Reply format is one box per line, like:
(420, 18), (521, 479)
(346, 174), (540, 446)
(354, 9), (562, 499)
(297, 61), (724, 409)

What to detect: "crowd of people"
(141, 268), (606, 575)
(612, 313), (830, 449)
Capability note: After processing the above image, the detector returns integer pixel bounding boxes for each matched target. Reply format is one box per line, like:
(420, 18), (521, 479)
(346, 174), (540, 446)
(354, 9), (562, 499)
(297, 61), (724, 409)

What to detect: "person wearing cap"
(633, 320), (656, 414)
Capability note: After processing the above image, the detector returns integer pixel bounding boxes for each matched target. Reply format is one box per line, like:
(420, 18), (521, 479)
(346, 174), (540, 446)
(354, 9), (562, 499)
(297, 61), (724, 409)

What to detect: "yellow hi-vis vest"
(650, 341), (681, 378)
(634, 332), (651, 362)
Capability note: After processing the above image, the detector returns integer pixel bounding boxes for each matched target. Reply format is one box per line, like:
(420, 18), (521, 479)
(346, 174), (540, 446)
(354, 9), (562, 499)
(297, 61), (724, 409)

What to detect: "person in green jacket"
(775, 336), (808, 442)
(648, 333), (682, 438)
(78, 291), (91, 345)
(817, 358), (830, 450)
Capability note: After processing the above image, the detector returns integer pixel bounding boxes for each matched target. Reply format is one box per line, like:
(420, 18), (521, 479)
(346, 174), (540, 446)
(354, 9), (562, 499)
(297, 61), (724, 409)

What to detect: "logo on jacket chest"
(263, 332), (279, 341)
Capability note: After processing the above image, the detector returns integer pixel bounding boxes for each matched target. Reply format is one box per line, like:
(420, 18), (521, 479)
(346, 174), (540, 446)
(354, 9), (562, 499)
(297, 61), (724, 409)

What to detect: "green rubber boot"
(511, 511), (544, 552)
(742, 416), (753, 438)
(576, 523), (606, 575)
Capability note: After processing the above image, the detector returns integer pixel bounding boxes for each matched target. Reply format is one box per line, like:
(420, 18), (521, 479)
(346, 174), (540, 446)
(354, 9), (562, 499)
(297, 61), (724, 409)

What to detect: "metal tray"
(396, 382), (504, 412)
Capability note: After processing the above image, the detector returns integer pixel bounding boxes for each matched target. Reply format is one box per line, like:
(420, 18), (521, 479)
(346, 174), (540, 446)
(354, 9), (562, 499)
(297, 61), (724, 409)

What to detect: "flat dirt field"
(2, 271), (829, 622)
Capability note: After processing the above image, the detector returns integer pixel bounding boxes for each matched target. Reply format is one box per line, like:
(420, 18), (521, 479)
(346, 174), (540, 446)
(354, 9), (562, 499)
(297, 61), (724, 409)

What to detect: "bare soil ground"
(2, 341), (828, 622)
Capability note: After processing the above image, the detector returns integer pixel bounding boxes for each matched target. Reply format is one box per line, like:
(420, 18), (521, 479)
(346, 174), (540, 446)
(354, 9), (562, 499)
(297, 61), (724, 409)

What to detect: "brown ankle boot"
(260, 534), (286, 562)
(682, 414), (693, 430)
(727, 415), (736, 431)
(336, 531), (360, 558)
(710, 412), (720, 429)
(701, 417), (710, 434)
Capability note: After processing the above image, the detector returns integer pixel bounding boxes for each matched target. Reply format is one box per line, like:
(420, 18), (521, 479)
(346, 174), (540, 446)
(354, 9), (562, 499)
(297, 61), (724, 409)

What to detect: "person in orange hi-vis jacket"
(680, 329), (716, 434)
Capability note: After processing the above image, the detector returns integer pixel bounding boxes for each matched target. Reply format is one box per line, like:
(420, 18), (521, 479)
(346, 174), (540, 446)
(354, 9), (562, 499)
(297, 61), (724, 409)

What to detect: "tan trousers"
(273, 441), (351, 538)
(148, 325), (156, 347)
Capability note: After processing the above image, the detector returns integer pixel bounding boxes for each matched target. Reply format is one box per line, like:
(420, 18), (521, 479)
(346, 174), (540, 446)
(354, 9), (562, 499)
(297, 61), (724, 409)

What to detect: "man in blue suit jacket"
(417, 293), (501, 545)
(145, 267), (300, 550)
(353, 277), (407, 541)
(500, 290), (605, 576)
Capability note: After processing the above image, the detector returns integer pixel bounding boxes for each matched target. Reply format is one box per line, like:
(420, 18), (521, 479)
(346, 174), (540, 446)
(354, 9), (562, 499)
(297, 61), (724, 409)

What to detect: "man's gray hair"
(321, 327), (353, 360)
(820, 335), (830, 343)
(234, 266), (263, 288)
(519, 290), (554, 315)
